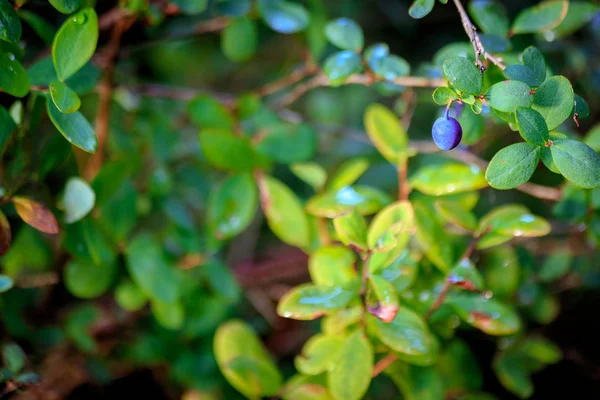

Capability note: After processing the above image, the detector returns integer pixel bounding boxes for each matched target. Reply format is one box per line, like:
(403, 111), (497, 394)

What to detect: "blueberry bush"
(1, 0), (600, 399)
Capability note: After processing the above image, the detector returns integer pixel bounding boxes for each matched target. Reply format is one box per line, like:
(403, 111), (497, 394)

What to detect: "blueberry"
(432, 117), (462, 150)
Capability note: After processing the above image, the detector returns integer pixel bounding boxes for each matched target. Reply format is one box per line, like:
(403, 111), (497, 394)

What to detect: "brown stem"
(398, 157), (409, 201)
(255, 62), (319, 97)
(84, 17), (135, 181)
(253, 169), (271, 213)
(360, 252), (372, 296)
(452, 0), (506, 70)
(372, 353), (398, 377)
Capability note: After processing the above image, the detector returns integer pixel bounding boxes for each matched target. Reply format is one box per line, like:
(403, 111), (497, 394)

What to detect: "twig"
(16, 272), (60, 288)
(85, 16), (135, 181)
(452, 0), (506, 70)
(398, 157), (409, 201)
(253, 169), (271, 212)
(372, 353), (398, 377)
(275, 73), (446, 109)
(360, 252), (372, 295)
(255, 62), (319, 97)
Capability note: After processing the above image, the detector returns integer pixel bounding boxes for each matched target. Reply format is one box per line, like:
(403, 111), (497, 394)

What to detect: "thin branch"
(398, 157), (409, 201)
(452, 0), (506, 70)
(255, 62), (319, 97)
(372, 353), (398, 377)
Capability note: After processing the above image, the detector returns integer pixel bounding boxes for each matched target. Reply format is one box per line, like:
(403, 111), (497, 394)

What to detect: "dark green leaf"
(522, 47), (546, 84)
(0, 52), (30, 97)
(411, 163), (487, 195)
(208, 173), (258, 240)
(552, 1), (600, 37)
(443, 57), (483, 95)
(61, 177), (95, 223)
(17, 10), (55, 44)
(49, 80), (81, 114)
(49, 0), (82, 14)
(222, 17), (258, 62)
(188, 95), (234, 130)
(485, 81), (533, 112)
(202, 260), (241, 303)
(309, 245), (357, 286)
(2, 343), (25, 373)
(503, 65), (541, 87)
(0, 0), (22, 43)
(258, 0), (310, 34)
(328, 331), (373, 400)
(532, 75), (573, 130)
(385, 363), (445, 400)
(171, 0), (208, 14)
(199, 129), (256, 171)
(371, 54), (410, 81)
(408, 0), (435, 19)
(0, 105), (16, 154)
(364, 103), (408, 164)
(515, 107), (549, 146)
(414, 202), (454, 272)
(325, 18), (363, 51)
(485, 142), (540, 189)
(512, 1), (569, 34)
(538, 251), (571, 282)
(277, 283), (356, 320)
(333, 209), (368, 251)
(480, 246), (519, 299)
(447, 292), (521, 335)
(448, 259), (484, 291)
(323, 50), (362, 86)
(255, 123), (317, 163)
(437, 339), (483, 392)
(459, 106), (484, 144)
(52, 8), (98, 81)
(262, 175), (311, 248)
(64, 258), (116, 299)
(573, 93), (589, 119)
(47, 96), (97, 153)
(468, 0), (509, 37)
(550, 139), (600, 188)
(28, 57), (99, 94)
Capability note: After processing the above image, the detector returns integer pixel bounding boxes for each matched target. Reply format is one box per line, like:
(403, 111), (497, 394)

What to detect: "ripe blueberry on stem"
(432, 104), (462, 150)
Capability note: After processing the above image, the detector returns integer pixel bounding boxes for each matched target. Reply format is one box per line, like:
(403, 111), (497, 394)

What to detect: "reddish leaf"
(12, 197), (59, 234)
(0, 210), (11, 256)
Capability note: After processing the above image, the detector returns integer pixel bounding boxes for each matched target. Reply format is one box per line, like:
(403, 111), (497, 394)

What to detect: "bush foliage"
(1, 0), (600, 399)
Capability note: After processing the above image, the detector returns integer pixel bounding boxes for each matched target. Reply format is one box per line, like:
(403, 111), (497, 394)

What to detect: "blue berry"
(432, 117), (462, 150)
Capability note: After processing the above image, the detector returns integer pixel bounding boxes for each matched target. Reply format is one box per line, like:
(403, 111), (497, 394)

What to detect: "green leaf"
(202, 260), (241, 303)
(331, 210), (367, 253)
(28, 57), (99, 94)
(0, 104), (16, 154)
(277, 283), (356, 320)
(0, 274), (13, 292)
(306, 185), (392, 218)
(411, 163), (487, 196)
(295, 334), (344, 375)
(199, 129), (256, 172)
(485, 81), (533, 112)
(222, 17), (258, 62)
(306, 0), (327, 60)
(2, 343), (25, 373)
(0, 52), (30, 97)
(48, 0), (82, 14)
(18, 10), (55, 44)
(262, 175), (310, 248)
(552, 1), (600, 37)
(325, 18), (363, 51)
(290, 162), (327, 191)
(538, 251), (571, 282)
(379, 250), (419, 293)
(309, 246), (357, 286)
(448, 259), (484, 291)
(385, 363), (444, 400)
(437, 339), (483, 392)
(485, 142), (540, 190)
(468, 0), (509, 38)
(447, 292), (521, 335)
(515, 107), (549, 146)
(64, 258), (116, 299)
(327, 157), (369, 191)
(432, 87), (459, 105)
(522, 47), (546, 84)
(214, 320), (282, 398)
(368, 201), (413, 256)
(414, 202), (454, 272)
(480, 246), (519, 299)
(477, 204), (551, 238)
(52, 8), (98, 81)
(512, 1), (569, 34)
(208, 173), (258, 240)
(323, 50), (362, 86)
(368, 275), (399, 322)
(12, 196), (59, 234)
(550, 139), (600, 188)
(503, 65), (541, 87)
(532, 76), (573, 130)
(171, 0), (208, 14)
(459, 106), (484, 144)
(125, 234), (181, 303)
(63, 218), (115, 265)
(188, 95), (234, 130)
(0, 0), (22, 43)
(61, 177), (95, 223)
(258, 0), (310, 34)
(370, 307), (437, 360)
(328, 331), (373, 400)
(49, 80), (81, 114)
(573, 93), (589, 120)
(434, 199), (477, 231)
(115, 279), (147, 311)
(371, 54), (410, 82)
(46, 96), (97, 153)
(255, 123), (317, 163)
(443, 57), (483, 95)
(408, 0), (435, 19)
(364, 103), (408, 164)
(151, 299), (184, 330)
(585, 124), (600, 152)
